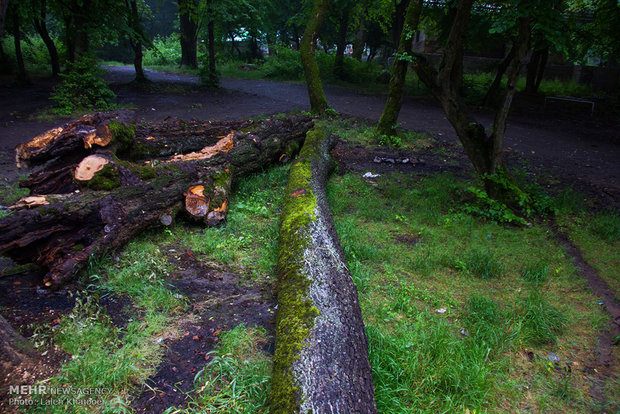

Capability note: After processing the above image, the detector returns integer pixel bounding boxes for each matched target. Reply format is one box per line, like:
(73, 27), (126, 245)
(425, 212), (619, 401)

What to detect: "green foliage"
(462, 169), (555, 225)
(180, 325), (271, 413)
(457, 247), (504, 279)
(51, 56), (116, 116)
(463, 186), (527, 225)
(518, 291), (567, 345)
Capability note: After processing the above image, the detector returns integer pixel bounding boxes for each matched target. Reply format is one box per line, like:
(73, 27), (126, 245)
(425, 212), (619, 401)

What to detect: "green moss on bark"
(271, 127), (326, 413)
(86, 164), (121, 191)
(108, 120), (136, 154)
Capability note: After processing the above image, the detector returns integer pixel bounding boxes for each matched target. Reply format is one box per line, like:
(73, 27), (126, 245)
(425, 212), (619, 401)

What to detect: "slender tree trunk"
(64, 14), (75, 62)
(483, 43), (516, 106)
(33, 0), (60, 77)
(413, 0), (531, 200)
(10, 5), (29, 84)
(351, 21), (366, 61)
(0, 0), (9, 38)
(525, 47), (548, 94)
(377, 0), (421, 135)
(178, 0), (197, 68)
(126, 0), (147, 82)
(334, 8), (349, 80)
(300, 0), (330, 114)
(206, 18), (217, 86)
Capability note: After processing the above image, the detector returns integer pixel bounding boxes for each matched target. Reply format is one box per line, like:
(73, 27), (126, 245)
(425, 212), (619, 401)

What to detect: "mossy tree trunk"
(377, 0), (421, 136)
(300, 0), (330, 114)
(1, 112), (313, 288)
(270, 126), (376, 413)
(412, 0), (532, 197)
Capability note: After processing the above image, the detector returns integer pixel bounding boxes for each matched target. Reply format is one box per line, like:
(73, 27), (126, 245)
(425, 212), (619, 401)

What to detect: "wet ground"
(0, 65), (618, 203)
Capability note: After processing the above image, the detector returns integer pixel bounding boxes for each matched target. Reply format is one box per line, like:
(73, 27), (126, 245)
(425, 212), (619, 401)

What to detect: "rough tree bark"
(270, 126), (376, 413)
(300, 0), (330, 114)
(178, 0), (198, 68)
(0, 112), (313, 289)
(482, 43), (516, 107)
(32, 0), (60, 77)
(377, 0), (421, 136)
(412, 0), (531, 197)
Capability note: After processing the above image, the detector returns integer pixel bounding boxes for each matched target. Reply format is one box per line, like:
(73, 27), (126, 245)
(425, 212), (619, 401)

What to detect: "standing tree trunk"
(9, 4), (29, 84)
(377, 0), (421, 135)
(33, 0), (60, 77)
(483, 43), (516, 106)
(205, 0), (217, 86)
(0, 0), (8, 37)
(126, 0), (147, 82)
(270, 126), (377, 414)
(178, 0), (198, 68)
(300, 0), (330, 114)
(351, 19), (366, 61)
(525, 46), (548, 94)
(413, 0), (531, 198)
(333, 8), (349, 80)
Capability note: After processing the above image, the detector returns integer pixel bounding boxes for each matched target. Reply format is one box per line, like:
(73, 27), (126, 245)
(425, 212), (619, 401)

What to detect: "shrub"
(143, 35), (182, 66)
(457, 247), (504, 279)
(50, 55), (116, 115)
(261, 46), (304, 80)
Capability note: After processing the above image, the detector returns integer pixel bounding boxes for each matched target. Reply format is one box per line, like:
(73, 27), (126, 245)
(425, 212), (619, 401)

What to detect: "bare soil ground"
(132, 246), (275, 414)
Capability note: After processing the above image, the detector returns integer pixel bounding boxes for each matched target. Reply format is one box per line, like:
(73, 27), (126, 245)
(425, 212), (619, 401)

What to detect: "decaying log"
(1, 113), (313, 288)
(270, 127), (377, 413)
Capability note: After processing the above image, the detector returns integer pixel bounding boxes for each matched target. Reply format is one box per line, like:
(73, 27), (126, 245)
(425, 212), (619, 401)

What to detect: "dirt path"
(551, 225), (620, 408)
(1, 65), (618, 204)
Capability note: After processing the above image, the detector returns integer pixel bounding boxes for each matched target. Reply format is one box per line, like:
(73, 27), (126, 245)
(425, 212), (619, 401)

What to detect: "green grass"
(316, 117), (434, 151)
(169, 325), (271, 413)
(557, 209), (620, 299)
(168, 165), (289, 281)
(327, 171), (606, 413)
(0, 178), (29, 206)
(29, 238), (184, 413)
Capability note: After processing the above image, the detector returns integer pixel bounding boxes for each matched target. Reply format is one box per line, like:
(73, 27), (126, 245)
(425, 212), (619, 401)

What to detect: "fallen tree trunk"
(271, 126), (376, 413)
(1, 112), (312, 288)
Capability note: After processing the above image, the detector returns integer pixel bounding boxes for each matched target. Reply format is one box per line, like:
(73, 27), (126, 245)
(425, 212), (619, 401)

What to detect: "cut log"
(270, 126), (377, 413)
(74, 154), (110, 181)
(1, 114), (313, 288)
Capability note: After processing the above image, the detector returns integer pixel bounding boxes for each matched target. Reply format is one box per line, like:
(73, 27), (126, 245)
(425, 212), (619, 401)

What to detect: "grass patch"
(456, 247), (504, 279)
(557, 210), (620, 297)
(172, 325), (271, 413)
(28, 237), (184, 413)
(327, 170), (605, 412)
(0, 178), (29, 205)
(316, 117), (434, 151)
(168, 165), (289, 281)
